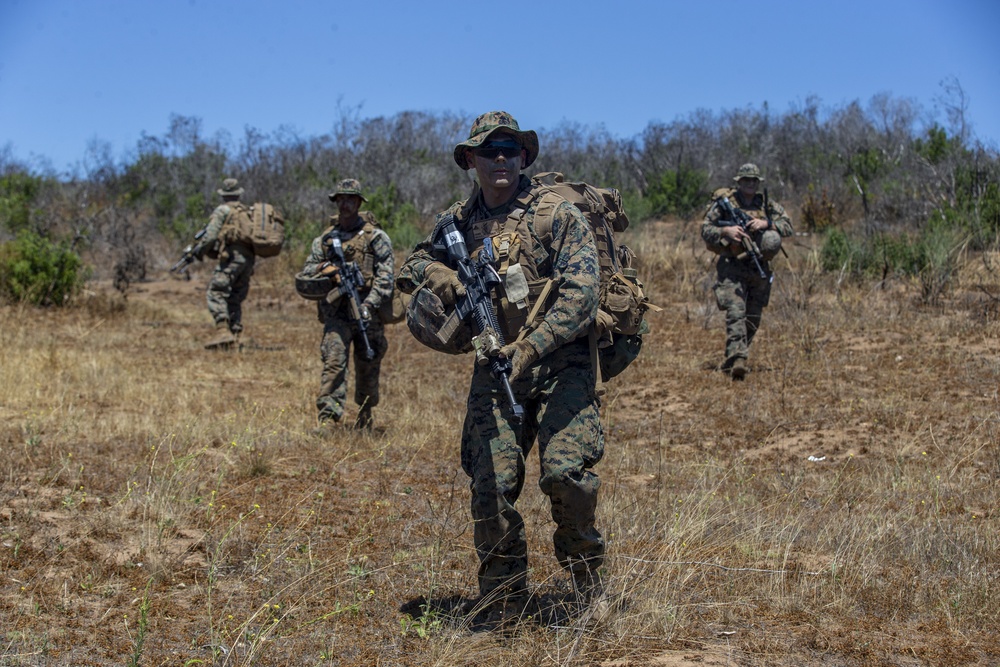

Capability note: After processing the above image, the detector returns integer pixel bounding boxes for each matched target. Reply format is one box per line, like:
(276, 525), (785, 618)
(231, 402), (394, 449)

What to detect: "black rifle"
(434, 216), (524, 424)
(324, 232), (375, 361)
(170, 228), (207, 273)
(716, 197), (769, 280)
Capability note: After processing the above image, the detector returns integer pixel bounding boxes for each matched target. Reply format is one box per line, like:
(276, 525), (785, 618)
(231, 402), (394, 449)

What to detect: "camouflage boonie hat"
(453, 111), (539, 170)
(328, 178), (368, 202)
(405, 287), (474, 355)
(734, 163), (764, 182)
(217, 178), (244, 197)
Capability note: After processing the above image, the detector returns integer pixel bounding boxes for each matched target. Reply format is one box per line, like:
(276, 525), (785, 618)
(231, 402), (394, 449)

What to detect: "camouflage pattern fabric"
(712, 256), (771, 363)
(302, 214), (394, 422)
(206, 244), (254, 333)
(317, 313), (388, 421)
(702, 189), (793, 367)
(398, 175), (604, 598)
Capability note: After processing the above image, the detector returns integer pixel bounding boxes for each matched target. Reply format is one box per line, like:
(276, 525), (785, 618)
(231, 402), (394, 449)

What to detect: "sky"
(1, 0), (998, 175)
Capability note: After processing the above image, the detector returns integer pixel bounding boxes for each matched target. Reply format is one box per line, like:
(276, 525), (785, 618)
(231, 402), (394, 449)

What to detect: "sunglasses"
(474, 141), (522, 160)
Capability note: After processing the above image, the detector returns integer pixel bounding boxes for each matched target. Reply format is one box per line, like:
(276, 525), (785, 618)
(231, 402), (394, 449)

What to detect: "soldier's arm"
(520, 201), (600, 361)
(301, 236), (328, 275)
(767, 200), (794, 237)
(201, 205), (229, 244)
(363, 229), (396, 311)
(396, 204), (461, 293)
(701, 201), (729, 248)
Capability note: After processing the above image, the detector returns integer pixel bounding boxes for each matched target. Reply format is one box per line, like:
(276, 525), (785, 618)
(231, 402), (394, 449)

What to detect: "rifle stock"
(324, 233), (375, 361)
(434, 216), (524, 424)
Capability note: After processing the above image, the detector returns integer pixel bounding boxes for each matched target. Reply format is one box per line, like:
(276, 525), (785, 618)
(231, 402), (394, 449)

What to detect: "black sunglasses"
(474, 142), (522, 160)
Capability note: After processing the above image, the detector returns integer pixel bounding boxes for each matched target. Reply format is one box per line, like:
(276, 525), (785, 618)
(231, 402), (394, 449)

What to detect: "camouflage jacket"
(199, 201), (253, 254)
(701, 188), (793, 250)
(302, 213), (395, 317)
(397, 175), (600, 361)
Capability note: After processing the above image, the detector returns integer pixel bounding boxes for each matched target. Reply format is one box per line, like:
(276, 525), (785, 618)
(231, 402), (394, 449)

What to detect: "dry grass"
(1, 221), (998, 666)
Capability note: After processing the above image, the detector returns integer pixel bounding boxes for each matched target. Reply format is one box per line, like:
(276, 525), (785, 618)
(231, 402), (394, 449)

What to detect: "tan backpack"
(531, 173), (656, 328)
(248, 203), (285, 257)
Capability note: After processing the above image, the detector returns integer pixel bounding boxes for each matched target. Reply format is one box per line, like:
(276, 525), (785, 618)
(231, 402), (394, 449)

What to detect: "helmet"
(759, 230), (782, 261)
(404, 287), (473, 354)
(295, 271), (337, 301)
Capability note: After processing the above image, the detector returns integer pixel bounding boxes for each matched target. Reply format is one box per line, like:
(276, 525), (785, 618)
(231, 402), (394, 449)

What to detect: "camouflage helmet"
(329, 178), (368, 202)
(217, 177), (244, 197)
(453, 111), (539, 170)
(404, 286), (473, 355)
(294, 271), (338, 301)
(734, 163), (764, 182)
(759, 229), (783, 261)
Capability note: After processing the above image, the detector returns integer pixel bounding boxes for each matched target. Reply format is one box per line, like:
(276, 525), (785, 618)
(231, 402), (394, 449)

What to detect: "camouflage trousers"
(317, 310), (387, 422)
(460, 340), (605, 597)
(712, 255), (772, 365)
(206, 246), (255, 334)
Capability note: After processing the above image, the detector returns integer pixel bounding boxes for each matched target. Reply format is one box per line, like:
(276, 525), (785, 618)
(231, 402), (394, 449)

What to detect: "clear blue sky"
(1, 0), (998, 175)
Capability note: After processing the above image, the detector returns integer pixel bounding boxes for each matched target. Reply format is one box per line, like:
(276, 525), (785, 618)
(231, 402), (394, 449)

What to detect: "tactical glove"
(499, 340), (539, 383)
(594, 308), (615, 348)
(359, 303), (372, 322)
(424, 262), (466, 306)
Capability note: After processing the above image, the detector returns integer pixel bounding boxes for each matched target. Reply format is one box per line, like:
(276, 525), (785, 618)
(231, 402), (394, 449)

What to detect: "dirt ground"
(2, 223), (999, 666)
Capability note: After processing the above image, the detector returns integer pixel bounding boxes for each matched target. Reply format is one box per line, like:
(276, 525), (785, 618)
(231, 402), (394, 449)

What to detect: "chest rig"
(454, 186), (558, 343)
(322, 215), (378, 291)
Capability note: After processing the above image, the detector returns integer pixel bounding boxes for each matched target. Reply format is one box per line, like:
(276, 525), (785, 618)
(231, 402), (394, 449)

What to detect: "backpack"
(529, 172), (659, 380)
(248, 203), (285, 257)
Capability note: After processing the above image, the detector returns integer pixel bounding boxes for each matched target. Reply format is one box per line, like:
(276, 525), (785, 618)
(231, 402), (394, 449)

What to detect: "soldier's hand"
(499, 340), (539, 383)
(595, 309), (614, 336)
(424, 262), (466, 306)
(747, 217), (770, 233)
(359, 303), (372, 322)
(721, 226), (748, 243)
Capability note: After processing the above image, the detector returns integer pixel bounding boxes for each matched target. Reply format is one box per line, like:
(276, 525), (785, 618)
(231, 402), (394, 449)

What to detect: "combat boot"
(353, 406), (373, 431)
(204, 321), (237, 350)
(731, 357), (747, 381)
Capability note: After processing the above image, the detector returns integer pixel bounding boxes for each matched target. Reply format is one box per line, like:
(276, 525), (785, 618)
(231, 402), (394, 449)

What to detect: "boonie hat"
(329, 178), (368, 202)
(217, 178), (244, 197)
(734, 163), (764, 182)
(454, 111), (539, 170)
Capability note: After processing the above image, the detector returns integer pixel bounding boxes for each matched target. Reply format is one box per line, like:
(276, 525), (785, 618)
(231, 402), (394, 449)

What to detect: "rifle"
(716, 197), (769, 280)
(324, 232), (375, 361)
(170, 228), (207, 273)
(433, 216), (525, 424)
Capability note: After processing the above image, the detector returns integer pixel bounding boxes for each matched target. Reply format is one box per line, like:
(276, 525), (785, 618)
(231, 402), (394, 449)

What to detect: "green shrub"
(0, 231), (88, 306)
(0, 171), (44, 234)
(645, 167), (709, 219)
(365, 184), (424, 252)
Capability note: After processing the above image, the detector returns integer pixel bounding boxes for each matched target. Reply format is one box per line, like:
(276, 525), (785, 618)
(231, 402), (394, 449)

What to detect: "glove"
(595, 309), (614, 336)
(359, 303), (372, 322)
(499, 340), (539, 383)
(424, 262), (465, 306)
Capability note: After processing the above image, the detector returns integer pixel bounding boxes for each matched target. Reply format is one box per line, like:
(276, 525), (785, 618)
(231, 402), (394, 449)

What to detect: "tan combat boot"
(731, 357), (747, 381)
(204, 321), (237, 350)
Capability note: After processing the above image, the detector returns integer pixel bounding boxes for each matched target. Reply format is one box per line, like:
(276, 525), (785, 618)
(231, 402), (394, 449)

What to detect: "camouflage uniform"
(301, 181), (394, 425)
(398, 112), (604, 600)
(701, 165), (793, 370)
(199, 178), (255, 336)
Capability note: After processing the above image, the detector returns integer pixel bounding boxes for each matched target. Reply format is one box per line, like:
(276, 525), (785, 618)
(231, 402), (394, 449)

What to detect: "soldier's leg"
(206, 261), (235, 328)
(352, 318), (387, 409)
(714, 272), (749, 366)
(461, 365), (536, 598)
(227, 255), (254, 334)
(745, 277), (772, 351)
(317, 316), (352, 423)
(535, 348), (605, 578)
